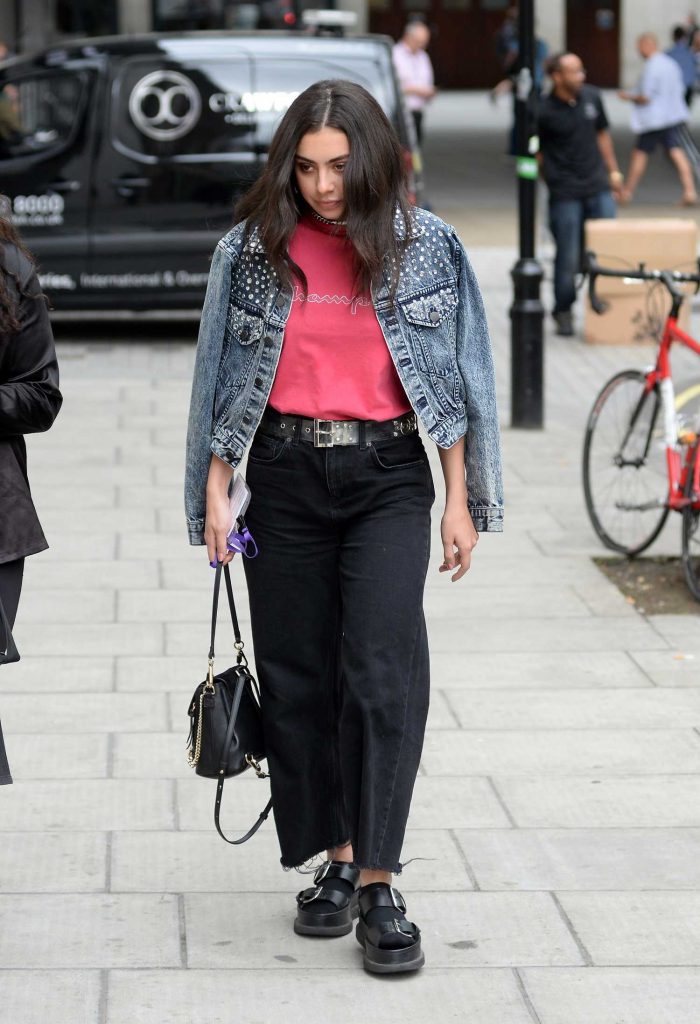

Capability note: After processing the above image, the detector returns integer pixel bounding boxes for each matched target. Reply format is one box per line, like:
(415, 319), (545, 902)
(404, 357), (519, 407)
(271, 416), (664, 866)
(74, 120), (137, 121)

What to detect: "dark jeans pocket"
(247, 434), (291, 465)
(370, 434), (427, 471)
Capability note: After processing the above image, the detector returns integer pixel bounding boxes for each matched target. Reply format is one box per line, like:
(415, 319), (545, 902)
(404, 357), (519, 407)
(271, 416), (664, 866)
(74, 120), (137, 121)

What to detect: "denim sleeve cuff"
(187, 518), (206, 546)
(469, 506), (504, 532)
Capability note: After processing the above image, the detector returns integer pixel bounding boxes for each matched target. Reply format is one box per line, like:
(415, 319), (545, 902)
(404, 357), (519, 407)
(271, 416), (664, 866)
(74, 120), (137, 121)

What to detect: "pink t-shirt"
(267, 213), (412, 421)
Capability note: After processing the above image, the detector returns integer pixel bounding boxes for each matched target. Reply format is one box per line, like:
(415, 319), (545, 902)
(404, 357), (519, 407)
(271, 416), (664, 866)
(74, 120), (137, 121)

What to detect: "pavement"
(2, 92), (700, 1023)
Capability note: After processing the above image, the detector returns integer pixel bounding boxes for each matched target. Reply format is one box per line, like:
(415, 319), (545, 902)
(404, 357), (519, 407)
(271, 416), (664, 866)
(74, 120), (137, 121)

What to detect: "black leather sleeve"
(0, 248), (63, 436)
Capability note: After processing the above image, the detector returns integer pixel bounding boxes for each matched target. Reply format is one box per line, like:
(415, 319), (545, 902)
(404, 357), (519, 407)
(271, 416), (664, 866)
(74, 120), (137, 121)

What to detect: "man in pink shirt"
(392, 20), (436, 145)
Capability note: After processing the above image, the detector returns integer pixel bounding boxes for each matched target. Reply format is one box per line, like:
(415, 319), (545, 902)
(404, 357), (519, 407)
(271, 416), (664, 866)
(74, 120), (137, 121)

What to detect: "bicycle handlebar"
(584, 250), (700, 316)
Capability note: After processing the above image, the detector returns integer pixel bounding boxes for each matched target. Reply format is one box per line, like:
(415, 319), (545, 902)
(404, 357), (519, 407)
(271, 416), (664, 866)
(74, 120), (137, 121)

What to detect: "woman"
(185, 80), (503, 974)
(0, 202), (62, 785)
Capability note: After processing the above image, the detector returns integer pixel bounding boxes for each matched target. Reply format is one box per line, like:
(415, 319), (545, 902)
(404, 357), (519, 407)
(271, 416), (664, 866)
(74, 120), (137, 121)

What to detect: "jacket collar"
(244, 206), (424, 255)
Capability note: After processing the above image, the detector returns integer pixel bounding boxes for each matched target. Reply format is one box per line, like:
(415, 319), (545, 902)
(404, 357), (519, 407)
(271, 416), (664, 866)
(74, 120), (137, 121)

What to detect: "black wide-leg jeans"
(243, 421), (435, 873)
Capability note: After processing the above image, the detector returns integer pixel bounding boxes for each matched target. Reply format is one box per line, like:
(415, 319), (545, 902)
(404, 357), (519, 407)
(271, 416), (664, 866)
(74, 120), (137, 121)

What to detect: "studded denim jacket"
(185, 207), (503, 544)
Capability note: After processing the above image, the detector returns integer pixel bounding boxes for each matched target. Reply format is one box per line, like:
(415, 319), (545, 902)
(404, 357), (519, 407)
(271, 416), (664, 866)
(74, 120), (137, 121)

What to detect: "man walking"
(392, 20), (436, 146)
(666, 25), (697, 107)
(618, 32), (697, 206)
(538, 52), (622, 337)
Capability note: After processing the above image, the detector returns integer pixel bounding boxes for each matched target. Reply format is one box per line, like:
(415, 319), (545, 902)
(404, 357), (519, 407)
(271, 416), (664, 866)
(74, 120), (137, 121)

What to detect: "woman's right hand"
(204, 454), (235, 566)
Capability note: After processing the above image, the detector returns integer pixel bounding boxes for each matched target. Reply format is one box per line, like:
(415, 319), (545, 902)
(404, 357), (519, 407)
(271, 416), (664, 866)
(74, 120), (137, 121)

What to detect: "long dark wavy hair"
(234, 79), (413, 299)
(0, 210), (35, 335)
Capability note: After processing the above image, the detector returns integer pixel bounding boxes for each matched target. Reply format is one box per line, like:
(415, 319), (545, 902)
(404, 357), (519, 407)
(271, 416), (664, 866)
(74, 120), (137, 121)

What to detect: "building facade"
(1, 0), (698, 90)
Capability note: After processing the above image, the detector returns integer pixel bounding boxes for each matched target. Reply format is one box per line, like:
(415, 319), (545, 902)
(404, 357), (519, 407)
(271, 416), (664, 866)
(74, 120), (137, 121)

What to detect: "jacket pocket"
(398, 283), (458, 379)
(217, 301), (265, 396)
(227, 302), (265, 347)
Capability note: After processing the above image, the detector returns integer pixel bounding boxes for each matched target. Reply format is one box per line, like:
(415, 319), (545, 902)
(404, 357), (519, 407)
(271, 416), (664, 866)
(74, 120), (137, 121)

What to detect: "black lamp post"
(509, 0), (544, 428)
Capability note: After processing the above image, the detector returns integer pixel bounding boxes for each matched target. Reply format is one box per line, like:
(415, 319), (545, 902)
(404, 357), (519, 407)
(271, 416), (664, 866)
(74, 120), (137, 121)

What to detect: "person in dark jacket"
(0, 200), (62, 785)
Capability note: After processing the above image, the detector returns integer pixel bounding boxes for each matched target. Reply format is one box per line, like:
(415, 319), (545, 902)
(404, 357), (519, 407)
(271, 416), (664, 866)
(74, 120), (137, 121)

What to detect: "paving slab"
(184, 891), (582, 969)
(111, 828), (472, 894)
(0, 971), (101, 1024)
(107, 968), (534, 1024)
(0, 894), (181, 967)
(424, 617), (669, 654)
(426, 651), (652, 689)
(444, 688), (700, 729)
(0, 832), (106, 892)
(557, 891), (700, 965)
(5, 734), (108, 780)
(0, 693), (168, 733)
(118, 589), (251, 623)
(420, 729), (700, 776)
(10, 622), (164, 657)
(631, 650), (700, 685)
(176, 774), (510, 832)
(113, 732), (199, 779)
(491, 775), (700, 828)
(0, 780), (175, 831)
(0, 656), (114, 693)
(38, 507), (157, 534)
(116, 656), (206, 692)
(22, 559), (159, 591)
(647, 616), (700, 648)
(455, 828), (700, 890)
(14, 589), (116, 624)
(520, 966), (700, 1024)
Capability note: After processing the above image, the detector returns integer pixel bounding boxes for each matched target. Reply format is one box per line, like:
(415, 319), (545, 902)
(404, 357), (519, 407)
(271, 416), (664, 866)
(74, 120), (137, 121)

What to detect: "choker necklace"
(310, 209), (347, 227)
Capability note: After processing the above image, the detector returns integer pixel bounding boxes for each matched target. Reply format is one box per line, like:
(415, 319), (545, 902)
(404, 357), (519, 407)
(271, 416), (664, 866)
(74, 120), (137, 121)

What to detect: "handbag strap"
(209, 572), (271, 844)
(209, 561), (244, 661)
(215, 783), (273, 844)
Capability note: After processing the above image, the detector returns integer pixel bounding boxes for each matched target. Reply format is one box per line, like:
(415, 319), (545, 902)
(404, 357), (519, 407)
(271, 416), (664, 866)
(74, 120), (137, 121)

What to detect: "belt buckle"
(314, 420), (334, 447)
(398, 414), (417, 436)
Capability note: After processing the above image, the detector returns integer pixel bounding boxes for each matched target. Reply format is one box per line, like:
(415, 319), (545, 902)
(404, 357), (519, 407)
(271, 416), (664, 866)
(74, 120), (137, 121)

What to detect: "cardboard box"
(583, 219), (698, 344)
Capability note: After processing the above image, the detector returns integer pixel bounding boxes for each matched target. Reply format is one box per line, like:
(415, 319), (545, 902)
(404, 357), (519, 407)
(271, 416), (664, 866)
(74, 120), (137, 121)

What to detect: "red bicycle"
(582, 251), (700, 600)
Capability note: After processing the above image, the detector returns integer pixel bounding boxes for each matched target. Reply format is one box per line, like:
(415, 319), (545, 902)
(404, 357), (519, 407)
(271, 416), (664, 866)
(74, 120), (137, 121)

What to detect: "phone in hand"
(228, 474), (251, 535)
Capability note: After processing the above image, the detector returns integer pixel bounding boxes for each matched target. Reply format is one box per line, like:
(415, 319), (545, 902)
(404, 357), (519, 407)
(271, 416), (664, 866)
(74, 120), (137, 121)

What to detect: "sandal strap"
(296, 884), (352, 910)
(358, 883), (407, 917)
(367, 918), (420, 942)
(313, 860), (360, 887)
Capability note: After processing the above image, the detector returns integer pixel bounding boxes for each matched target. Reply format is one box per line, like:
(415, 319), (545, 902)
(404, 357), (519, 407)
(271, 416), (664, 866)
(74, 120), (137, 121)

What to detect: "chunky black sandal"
(294, 860), (361, 937)
(355, 882), (425, 974)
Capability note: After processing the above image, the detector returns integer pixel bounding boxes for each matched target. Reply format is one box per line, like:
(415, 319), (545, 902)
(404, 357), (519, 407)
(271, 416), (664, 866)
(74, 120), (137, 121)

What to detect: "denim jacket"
(185, 207), (503, 543)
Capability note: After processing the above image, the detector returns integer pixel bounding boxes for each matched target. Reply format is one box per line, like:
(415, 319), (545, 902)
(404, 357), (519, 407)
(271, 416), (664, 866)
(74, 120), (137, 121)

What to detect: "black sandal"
(294, 860), (361, 937)
(355, 882), (425, 974)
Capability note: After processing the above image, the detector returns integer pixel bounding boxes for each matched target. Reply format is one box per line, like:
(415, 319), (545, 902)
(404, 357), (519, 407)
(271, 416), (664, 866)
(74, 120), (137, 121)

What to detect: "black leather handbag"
(186, 561), (272, 844)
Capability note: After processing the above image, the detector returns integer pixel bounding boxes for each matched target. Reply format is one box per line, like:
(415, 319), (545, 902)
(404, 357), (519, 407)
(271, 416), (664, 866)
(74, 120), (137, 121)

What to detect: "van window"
(112, 58), (255, 163)
(0, 73), (86, 161)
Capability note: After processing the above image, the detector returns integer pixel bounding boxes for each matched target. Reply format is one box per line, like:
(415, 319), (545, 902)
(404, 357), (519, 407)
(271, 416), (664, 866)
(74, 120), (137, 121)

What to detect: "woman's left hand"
(439, 506), (478, 582)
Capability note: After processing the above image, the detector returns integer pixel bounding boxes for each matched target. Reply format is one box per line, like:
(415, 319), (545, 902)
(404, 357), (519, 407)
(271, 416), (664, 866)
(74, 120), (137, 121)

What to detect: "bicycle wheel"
(681, 445), (700, 601)
(583, 368), (669, 556)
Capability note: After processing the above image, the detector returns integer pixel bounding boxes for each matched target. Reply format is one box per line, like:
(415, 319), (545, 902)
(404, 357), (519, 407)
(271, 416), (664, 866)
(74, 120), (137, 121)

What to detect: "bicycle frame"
(642, 314), (700, 511)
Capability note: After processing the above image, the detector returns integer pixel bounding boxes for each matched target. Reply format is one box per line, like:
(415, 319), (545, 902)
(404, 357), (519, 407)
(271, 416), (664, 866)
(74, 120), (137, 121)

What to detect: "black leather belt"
(259, 407), (418, 448)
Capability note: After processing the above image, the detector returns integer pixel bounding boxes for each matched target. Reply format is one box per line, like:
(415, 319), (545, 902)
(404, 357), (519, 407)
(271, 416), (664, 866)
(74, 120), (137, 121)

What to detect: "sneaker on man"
(553, 310), (574, 336)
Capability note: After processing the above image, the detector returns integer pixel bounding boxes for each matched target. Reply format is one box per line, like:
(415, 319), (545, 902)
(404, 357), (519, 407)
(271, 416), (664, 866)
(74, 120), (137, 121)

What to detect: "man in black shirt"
(538, 52), (623, 335)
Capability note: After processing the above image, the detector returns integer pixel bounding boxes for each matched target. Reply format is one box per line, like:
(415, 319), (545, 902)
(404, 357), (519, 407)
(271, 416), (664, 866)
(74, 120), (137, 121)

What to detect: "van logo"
(128, 70), (201, 141)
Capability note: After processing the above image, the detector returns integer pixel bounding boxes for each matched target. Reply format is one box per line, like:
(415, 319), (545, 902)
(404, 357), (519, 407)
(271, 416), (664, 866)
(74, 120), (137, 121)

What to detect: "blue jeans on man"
(549, 190), (616, 315)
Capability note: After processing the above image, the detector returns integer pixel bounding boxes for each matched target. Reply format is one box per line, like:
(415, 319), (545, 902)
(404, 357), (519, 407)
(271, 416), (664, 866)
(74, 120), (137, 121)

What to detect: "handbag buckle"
(245, 753), (269, 779)
(204, 658), (216, 693)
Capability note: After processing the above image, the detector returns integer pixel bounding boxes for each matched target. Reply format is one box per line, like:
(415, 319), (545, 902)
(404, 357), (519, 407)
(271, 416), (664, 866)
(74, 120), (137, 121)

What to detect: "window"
(0, 73), (86, 161)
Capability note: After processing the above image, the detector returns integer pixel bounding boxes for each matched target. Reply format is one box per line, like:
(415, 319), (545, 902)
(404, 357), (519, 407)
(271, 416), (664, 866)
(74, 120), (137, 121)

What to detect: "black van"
(0, 31), (422, 311)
